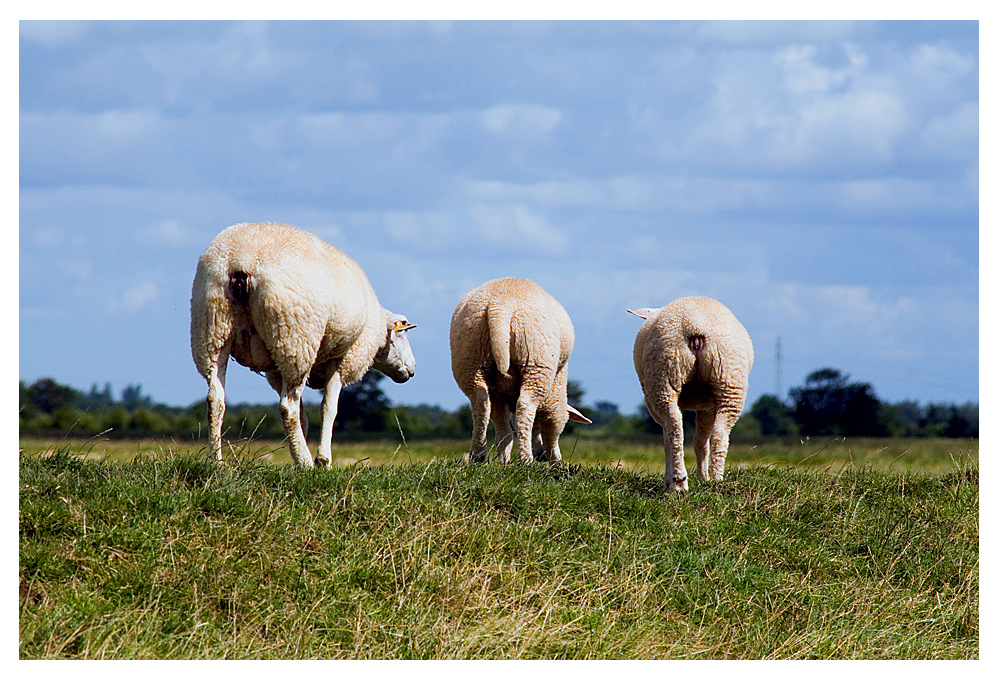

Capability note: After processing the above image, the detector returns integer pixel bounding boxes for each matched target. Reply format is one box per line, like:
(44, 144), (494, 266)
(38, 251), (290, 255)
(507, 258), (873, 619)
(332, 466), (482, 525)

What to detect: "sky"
(17, 18), (980, 415)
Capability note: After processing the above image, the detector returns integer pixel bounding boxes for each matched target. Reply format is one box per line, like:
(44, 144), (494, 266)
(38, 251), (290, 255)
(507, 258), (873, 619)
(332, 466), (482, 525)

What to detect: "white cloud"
(249, 116), (290, 152)
(479, 104), (562, 141)
(291, 111), (449, 156)
(695, 21), (859, 46)
(121, 282), (159, 312)
(95, 109), (165, 141)
(465, 175), (707, 213)
(208, 21), (286, 82)
(57, 259), (94, 286)
(367, 204), (569, 256)
(914, 102), (978, 160)
(381, 210), (460, 251)
(20, 20), (90, 47)
(294, 113), (378, 147)
(909, 43), (974, 81)
(464, 172), (966, 221)
(343, 59), (380, 104)
(634, 41), (922, 174)
(473, 203), (568, 254)
(775, 43), (866, 93)
(139, 219), (192, 249)
(33, 227), (86, 250)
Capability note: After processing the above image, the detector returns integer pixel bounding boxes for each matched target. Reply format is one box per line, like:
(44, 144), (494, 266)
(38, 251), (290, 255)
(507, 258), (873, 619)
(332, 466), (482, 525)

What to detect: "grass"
(19, 437), (978, 659)
(17, 432), (978, 474)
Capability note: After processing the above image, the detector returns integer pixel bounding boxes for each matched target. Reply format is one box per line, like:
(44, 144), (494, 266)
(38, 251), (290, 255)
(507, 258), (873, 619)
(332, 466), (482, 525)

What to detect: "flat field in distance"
(19, 436), (978, 659)
(17, 435), (978, 474)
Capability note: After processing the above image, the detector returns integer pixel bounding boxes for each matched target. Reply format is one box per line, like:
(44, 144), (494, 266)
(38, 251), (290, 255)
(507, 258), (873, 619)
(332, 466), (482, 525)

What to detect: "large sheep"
(450, 277), (591, 464)
(190, 222), (416, 467)
(628, 297), (753, 492)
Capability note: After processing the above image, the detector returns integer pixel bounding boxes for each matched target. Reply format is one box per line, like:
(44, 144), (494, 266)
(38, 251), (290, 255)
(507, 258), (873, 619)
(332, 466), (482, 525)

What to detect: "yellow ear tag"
(393, 321), (406, 332)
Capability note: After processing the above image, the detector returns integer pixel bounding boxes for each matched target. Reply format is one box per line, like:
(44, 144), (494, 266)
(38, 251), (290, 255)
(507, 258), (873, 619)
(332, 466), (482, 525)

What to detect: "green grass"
(17, 433), (978, 474)
(19, 438), (978, 659)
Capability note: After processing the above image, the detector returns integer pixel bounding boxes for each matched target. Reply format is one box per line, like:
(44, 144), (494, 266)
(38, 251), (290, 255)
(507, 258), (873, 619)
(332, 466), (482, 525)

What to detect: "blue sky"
(18, 19), (980, 414)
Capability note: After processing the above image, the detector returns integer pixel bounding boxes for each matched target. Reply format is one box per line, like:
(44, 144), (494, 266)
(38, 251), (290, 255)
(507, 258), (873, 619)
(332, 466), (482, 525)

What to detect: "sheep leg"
(516, 366), (556, 463)
(540, 430), (561, 463)
(299, 401), (309, 440)
(693, 409), (715, 481)
(315, 372), (343, 468)
(279, 379), (313, 468)
(514, 393), (540, 464)
(709, 410), (737, 481)
(491, 401), (514, 464)
(535, 408), (567, 463)
(661, 400), (688, 492)
(465, 375), (491, 463)
(206, 348), (230, 463)
(268, 368), (309, 440)
(533, 431), (548, 461)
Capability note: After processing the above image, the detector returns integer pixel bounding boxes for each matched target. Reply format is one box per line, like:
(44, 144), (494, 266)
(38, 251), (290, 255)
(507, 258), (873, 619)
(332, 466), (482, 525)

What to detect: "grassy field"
(18, 432), (978, 474)
(19, 436), (978, 659)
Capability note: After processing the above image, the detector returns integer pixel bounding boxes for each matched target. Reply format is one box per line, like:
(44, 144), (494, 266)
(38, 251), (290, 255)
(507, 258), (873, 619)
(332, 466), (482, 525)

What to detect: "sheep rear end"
(220, 269), (276, 372)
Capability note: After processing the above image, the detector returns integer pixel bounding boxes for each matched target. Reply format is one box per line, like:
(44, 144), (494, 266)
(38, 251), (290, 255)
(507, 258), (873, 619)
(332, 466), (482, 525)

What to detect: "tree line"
(19, 367), (977, 441)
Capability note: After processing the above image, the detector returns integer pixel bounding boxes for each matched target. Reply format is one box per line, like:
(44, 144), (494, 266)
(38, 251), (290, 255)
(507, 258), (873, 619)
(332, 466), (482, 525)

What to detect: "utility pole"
(774, 336), (783, 401)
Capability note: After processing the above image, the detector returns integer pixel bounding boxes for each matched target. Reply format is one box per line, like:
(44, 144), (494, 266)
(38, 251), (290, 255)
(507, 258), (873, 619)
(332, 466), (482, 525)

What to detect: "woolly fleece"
(631, 296), (753, 492)
(450, 277), (589, 464)
(191, 222), (415, 467)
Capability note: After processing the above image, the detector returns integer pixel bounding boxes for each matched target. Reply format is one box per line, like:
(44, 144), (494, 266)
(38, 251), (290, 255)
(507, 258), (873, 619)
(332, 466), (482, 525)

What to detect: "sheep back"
(451, 277), (573, 396)
(190, 222), (383, 387)
(634, 296), (753, 406)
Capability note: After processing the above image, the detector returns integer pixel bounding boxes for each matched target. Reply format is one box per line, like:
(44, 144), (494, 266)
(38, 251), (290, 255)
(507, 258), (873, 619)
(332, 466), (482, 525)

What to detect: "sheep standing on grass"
(450, 277), (591, 464)
(629, 297), (753, 492)
(190, 222), (417, 467)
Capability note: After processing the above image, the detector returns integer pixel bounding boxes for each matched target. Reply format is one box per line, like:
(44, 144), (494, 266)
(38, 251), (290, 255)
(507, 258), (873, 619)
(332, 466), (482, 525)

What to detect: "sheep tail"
(487, 302), (514, 376)
(227, 270), (251, 306)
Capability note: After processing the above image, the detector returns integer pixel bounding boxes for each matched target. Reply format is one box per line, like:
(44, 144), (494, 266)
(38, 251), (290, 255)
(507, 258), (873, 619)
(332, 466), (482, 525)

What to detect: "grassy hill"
(19, 440), (978, 659)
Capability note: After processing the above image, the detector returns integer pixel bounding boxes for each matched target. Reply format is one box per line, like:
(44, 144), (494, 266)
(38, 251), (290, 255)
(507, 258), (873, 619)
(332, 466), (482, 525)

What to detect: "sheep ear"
(567, 404), (592, 424)
(627, 308), (655, 320)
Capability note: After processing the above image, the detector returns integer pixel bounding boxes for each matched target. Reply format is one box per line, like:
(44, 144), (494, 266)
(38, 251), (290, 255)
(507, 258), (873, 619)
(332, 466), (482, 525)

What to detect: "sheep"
(190, 222), (416, 467)
(450, 277), (591, 464)
(628, 296), (753, 492)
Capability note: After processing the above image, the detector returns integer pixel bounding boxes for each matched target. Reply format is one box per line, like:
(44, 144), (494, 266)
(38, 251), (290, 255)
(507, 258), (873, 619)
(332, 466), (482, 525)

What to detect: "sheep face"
(372, 309), (417, 383)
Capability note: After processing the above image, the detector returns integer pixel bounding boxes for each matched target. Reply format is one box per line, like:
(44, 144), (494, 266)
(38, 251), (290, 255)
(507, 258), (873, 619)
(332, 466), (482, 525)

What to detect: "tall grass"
(19, 439), (977, 659)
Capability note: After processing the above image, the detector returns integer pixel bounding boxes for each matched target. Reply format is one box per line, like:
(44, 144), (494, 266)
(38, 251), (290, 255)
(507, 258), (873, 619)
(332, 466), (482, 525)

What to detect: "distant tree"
(454, 404), (474, 436)
(335, 372), (391, 432)
(83, 382), (115, 410)
(23, 378), (81, 414)
(635, 403), (660, 435)
(120, 384), (153, 412)
(933, 402), (979, 438)
(789, 368), (885, 437)
(53, 407), (100, 433)
(841, 382), (884, 436)
(567, 380), (585, 407)
(749, 395), (798, 436)
(587, 401), (620, 427)
(878, 401), (920, 437)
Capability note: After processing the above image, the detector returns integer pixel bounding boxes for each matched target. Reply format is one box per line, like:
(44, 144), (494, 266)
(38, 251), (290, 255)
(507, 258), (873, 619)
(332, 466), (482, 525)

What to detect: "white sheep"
(450, 277), (591, 464)
(628, 296), (753, 492)
(190, 222), (416, 467)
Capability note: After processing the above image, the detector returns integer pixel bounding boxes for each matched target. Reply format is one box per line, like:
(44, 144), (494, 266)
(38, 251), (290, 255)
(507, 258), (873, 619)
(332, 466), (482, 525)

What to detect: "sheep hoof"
(664, 475), (689, 493)
(314, 457), (330, 468)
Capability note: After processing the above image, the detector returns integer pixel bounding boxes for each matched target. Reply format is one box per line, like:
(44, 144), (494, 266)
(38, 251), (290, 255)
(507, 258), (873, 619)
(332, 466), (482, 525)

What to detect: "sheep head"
(373, 309), (417, 383)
